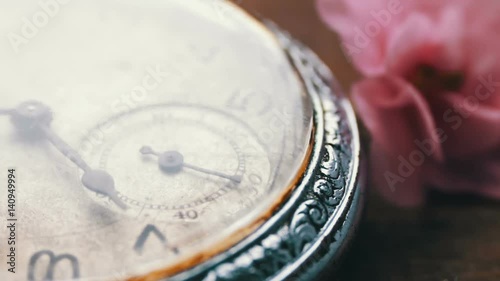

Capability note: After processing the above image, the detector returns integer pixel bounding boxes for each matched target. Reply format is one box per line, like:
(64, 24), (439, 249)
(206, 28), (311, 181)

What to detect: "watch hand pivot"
(7, 100), (128, 209)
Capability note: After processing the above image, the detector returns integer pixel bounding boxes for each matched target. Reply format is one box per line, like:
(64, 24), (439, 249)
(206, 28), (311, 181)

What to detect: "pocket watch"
(0, 0), (364, 280)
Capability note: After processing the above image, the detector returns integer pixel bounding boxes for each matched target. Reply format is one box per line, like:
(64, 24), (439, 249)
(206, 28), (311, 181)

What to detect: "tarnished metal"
(170, 23), (366, 281)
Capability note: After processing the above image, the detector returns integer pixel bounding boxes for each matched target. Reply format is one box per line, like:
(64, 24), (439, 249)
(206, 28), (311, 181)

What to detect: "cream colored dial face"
(0, 0), (312, 280)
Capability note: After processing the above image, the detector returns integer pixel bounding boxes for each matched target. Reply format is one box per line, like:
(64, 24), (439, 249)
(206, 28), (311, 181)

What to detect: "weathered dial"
(0, 0), (312, 280)
(82, 104), (266, 215)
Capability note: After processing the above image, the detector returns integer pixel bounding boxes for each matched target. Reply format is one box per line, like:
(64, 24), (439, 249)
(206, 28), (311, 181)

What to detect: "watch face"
(0, 0), (313, 280)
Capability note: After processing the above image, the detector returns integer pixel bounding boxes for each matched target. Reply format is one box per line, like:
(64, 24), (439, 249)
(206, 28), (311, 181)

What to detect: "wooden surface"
(238, 1), (500, 281)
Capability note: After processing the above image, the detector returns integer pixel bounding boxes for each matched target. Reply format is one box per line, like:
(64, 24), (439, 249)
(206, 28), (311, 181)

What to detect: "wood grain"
(237, 1), (500, 280)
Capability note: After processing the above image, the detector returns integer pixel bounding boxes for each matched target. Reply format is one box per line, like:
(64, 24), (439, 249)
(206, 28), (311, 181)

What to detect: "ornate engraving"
(176, 23), (362, 281)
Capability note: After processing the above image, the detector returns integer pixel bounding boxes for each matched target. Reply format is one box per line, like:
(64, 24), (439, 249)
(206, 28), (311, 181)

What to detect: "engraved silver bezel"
(169, 23), (366, 281)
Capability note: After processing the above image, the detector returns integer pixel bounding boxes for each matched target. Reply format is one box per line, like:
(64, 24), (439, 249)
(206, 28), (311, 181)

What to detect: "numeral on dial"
(174, 210), (198, 220)
(28, 250), (80, 281)
(134, 224), (178, 255)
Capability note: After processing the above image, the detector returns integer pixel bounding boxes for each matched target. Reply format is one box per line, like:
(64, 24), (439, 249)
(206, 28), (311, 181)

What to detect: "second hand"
(140, 146), (243, 183)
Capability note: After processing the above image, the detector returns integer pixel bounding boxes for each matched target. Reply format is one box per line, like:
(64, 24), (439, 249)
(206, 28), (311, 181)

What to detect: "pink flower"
(317, 0), (500, 206)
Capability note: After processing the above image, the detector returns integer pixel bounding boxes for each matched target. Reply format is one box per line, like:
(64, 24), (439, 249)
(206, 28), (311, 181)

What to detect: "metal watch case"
(171, 22), (366, 281)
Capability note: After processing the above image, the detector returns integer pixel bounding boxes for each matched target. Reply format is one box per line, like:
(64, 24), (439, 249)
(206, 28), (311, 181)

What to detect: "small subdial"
(80, 104), (271, 216)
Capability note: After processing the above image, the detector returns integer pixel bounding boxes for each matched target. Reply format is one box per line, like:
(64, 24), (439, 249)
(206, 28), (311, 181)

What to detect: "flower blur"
(317, 0), (500, 206)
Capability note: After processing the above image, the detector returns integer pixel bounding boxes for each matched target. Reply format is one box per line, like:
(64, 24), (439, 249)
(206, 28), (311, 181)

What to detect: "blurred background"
(237, 1), (500, 281)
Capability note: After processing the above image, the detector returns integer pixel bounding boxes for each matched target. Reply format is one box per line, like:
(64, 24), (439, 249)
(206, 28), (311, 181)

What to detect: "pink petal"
(316, 0), (389, 76)
(432, 93), (500, 158)
(385, 13), (437, 75)
(386, 7), (465, 76)
(462, 53), (500, 107)
(353, 76), (444, 206)
(353, 76), (444, 162)
(436, 6), (465, 69)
